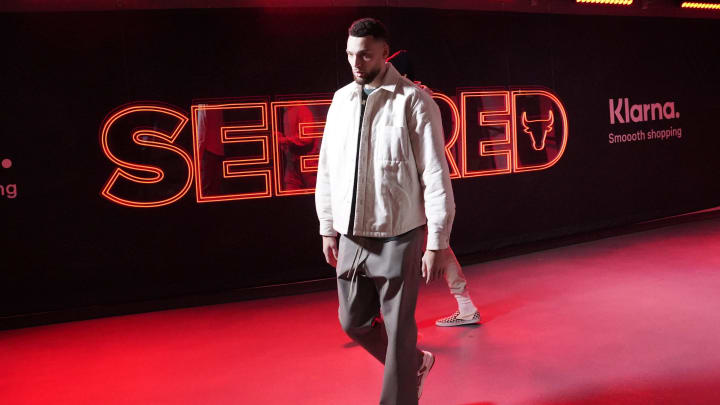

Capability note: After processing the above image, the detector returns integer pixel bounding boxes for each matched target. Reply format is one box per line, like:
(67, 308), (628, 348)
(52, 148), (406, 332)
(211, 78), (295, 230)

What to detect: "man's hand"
(322, 236), (339, 268)
(421, 248), (448, 284)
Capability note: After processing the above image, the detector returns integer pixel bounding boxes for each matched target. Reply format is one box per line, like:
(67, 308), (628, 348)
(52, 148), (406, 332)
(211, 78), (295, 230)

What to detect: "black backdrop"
(1, 7), (719, 318)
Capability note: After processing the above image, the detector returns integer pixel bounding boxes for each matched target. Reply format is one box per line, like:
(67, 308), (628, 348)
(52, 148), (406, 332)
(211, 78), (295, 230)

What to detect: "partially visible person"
(387, 50), (481, 328)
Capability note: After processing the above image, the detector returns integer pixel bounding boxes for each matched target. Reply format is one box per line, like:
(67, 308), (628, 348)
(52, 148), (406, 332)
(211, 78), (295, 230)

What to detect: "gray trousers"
(336, 226), (424, 405)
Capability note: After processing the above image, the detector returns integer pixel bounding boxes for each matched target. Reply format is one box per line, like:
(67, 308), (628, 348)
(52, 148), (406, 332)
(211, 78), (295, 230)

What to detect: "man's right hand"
(322, 236), (339, 268)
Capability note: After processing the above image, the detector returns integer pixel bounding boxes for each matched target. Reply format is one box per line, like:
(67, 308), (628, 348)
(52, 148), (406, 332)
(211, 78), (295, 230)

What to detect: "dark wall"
(1, 7), (719, 318)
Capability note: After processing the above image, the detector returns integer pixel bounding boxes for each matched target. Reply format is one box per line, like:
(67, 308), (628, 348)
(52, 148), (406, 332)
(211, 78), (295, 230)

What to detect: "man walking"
(315, 18), (456, 404)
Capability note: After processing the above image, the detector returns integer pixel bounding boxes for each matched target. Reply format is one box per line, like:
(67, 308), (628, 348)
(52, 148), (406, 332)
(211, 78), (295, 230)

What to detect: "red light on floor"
(681, 2), (720, 8)
(576, 0), (633, 5)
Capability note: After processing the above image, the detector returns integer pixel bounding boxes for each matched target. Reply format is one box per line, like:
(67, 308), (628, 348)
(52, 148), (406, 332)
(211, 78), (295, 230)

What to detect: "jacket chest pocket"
(375, 126), (408, 163)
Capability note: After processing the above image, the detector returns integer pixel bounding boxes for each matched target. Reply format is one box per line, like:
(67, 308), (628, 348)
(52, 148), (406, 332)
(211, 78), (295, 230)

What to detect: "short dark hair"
(348, 18), (389, 44)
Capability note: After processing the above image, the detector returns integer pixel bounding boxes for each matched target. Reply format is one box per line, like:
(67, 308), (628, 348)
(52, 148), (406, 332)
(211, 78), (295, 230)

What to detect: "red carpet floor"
(2, 217), (720, 405)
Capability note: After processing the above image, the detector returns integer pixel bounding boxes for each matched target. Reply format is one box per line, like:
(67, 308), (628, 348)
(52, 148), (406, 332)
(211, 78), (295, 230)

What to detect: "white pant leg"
(444, 248), (478, 317)
(444, 248), (467, 295)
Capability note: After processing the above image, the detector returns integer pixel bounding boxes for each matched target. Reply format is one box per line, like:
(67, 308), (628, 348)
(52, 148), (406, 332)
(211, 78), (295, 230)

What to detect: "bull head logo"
(521, 110), (554, 151)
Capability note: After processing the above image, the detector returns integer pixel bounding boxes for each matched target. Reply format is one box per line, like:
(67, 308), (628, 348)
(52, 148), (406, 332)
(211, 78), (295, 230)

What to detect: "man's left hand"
(421, 248), (448, 284)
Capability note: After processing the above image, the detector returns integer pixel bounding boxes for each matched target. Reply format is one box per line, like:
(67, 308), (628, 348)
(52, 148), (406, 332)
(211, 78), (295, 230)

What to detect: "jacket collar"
(348, 63), (400, 101)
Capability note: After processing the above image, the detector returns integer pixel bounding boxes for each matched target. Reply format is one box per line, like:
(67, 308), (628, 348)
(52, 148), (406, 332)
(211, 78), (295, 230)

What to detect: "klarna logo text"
(609, 98), (679, 125)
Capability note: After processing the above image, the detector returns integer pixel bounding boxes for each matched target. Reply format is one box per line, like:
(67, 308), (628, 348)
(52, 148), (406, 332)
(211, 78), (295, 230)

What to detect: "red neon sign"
(512, 89), (568, 172)
(461, 91), (513, 177)
(191, 102), (272, 202)
(270, 100), (331, 197)
(100, 104), (194, 208)
(432, 92), (461, 179)
(100, 88), (569, 207)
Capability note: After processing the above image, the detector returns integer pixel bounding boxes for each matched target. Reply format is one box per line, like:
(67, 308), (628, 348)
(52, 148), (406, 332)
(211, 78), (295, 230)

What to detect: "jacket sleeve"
(315, 98), (338, 237)
(408, 91), (456, 250)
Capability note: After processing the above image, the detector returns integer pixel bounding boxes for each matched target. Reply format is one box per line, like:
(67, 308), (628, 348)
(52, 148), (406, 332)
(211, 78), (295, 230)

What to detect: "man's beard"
(354, 66), (381, 85)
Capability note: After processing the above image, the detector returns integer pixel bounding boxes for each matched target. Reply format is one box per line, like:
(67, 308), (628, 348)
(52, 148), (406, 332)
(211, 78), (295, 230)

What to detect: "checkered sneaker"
(435, 310), (481, 327)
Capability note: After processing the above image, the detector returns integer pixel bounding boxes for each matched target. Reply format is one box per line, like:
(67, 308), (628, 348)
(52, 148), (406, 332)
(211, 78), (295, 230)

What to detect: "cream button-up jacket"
(315, 63), (455, 250)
